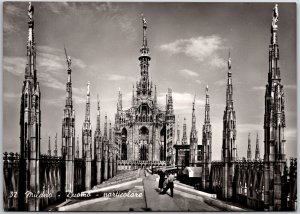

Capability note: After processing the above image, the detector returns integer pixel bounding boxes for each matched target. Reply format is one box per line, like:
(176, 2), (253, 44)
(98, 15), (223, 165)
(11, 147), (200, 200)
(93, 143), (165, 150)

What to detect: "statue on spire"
(64, 46), (72, 70)
(28, 2), (34, 21)
(141, 13), (147, 28)
(228, 49), (232, 70)
(272, 4), (279, 28)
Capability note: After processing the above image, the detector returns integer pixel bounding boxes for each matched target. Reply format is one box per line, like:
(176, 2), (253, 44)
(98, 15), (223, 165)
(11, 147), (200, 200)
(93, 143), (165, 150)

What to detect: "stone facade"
(114, 16), (175, 166)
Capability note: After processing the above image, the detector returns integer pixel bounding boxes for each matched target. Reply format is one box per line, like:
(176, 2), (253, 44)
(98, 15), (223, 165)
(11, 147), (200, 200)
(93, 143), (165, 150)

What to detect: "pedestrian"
(162, 171), (175, 197)
(158, 169), (165, 192)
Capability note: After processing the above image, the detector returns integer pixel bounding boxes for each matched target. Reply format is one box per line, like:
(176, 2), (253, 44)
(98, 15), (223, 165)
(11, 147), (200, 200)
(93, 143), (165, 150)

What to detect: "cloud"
(3, 56), (26, 76)
(3, 46), (87, 95)
(237, 123), (263, 133)
(4, 3), (24, 17)
(157, 92), (205, 113)
(160, 35), (226, 69)
(252, 86), (265, 91)
(179, 69), (199, 78)
(214, 79), (226, 86)
(104, 74), (135, 82)
(195, 80), (202, 85)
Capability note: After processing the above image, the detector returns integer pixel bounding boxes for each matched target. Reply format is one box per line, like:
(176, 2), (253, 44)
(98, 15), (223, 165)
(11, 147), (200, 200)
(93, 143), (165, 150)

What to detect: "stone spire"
(154, 85), (157, 106)
(19, 3), (42, 210)
(204, 85), (210, 124)
(247, 133), (252, 161)
(255, 132), (260, 160)
(182, 118), (187, 145)
(190, 96), (197, 139)
(264, 3), (285, 163)
(226, 50), (233, 110)
(137, 14), (152, 97)
(221, 50), (237, 199)
(54, 133), (58, 157)
(47, 136), (51, 156)
(166, 88), (174, 115)
(109, 120), (112, 141)
(104, 114), (108, 140)
(264, 5), (286, 210)
(76, 135), (79, 158)
(131, 85), (135, 107)
(64, 47), (72, 107)
(117, 88), (122, 112)
(190, 97), (198, 166)
(202, 85), (212, 190)
(222, 50), (237, 162)
(25, 1), (36, 82)
(96, 94), (101, 132)
(85, 82), (91, 122)
(94, 95), (102, 185)
(176, 116), (180, 145)
(82, 82), (92, 190)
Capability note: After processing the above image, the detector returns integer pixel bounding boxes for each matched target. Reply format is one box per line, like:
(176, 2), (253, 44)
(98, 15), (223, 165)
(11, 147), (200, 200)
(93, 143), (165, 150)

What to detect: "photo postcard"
(2, 1), (297, 211)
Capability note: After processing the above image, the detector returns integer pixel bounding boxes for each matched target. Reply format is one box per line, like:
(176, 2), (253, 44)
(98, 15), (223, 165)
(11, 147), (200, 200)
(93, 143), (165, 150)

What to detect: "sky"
(3, 2), (296, 161)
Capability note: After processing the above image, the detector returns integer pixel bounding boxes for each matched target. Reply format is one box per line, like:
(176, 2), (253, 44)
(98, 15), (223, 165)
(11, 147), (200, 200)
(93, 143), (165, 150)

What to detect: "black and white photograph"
(2, 1), (297, 211)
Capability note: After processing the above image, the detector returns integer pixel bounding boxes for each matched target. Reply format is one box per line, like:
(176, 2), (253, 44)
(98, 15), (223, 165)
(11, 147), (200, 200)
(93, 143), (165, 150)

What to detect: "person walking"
(158, 170), (165, 192)
(162, 171), (175, 197)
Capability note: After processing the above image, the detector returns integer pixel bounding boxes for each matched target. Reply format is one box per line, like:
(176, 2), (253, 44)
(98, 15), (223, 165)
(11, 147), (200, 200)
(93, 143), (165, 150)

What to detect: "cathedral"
(114, 16), (175, 166)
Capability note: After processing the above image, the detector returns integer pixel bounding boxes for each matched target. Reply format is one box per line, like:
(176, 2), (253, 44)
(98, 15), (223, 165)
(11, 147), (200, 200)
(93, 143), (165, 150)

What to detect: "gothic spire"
(54, 133), (57, 157)
(96, 94), (101, 131)
(109, 120), (112, 141)
(247, 133), (252, 161)
(47, 136), (51, 156)
(64, 46), (72, 107)
(255, 132), (260, 160)
(167, 88), (174, 115)
(226, 50), (233, 109)
(85, 82), (91, 122)
(117, 88), (122, 112)
(222, 50), (237, 163)
(104, 114), (108, 140)
(132, 85), (135, 107)
(204, 85), (210, 124)
(76, 135), (79, 158)
(182, 117), (187, 145)
(190, 96), (197, 138)
(264, 4), (286, 163)
(141, 14), (149, 54)
(137, 14), (151, 97)
(176, 116), (180, 145)
(25, 2), (36, 82)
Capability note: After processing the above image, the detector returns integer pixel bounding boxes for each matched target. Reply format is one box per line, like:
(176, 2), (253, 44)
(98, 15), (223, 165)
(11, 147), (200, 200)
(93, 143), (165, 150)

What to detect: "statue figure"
(28, 2), (34, 21)
(64, 46), (71, 69)
(272, 4), (279, 28)
(141, 13), (147, 27)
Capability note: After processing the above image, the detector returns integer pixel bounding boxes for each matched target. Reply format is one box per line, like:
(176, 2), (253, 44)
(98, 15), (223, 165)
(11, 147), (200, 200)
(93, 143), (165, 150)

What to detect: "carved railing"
(209, 159), (297, 211)
(117, 160), (166, 166)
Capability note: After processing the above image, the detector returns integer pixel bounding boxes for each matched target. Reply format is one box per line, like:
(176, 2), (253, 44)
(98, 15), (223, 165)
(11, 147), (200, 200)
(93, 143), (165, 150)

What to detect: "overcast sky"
(3, 2), (296, 161)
